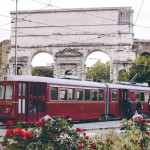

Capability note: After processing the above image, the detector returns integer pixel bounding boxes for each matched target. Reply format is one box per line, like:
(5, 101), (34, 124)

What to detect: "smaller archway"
(85, 51), (110, 67)
(31, 52), (54, 67)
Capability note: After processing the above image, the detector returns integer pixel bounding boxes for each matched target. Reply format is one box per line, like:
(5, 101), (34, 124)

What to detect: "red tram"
(0, 75), (150, 123)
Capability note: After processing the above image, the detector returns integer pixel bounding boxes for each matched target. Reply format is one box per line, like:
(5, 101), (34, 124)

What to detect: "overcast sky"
(0, 0), (150, 42)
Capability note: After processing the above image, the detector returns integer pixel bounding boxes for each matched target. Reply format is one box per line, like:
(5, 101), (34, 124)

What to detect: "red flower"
(131, 118), (133, 121)
(5, 129), (14, 138)
(139, 119), (146, 123)
(25, 127), (28, 131)
(91, 143), (96, 149)
(14, 128), (24, 137)
(124, 144), (127, 147)
(83, 132), (86, 136)
(69, 119), (72, 123)
(47, 118), (51, 121)
(36, 122), (42, 127)
(41, 118), (45, 121)
(23, 132), (34, 141)
(76, 128), (83, 132)
(62, 115), (67, 119)
(52, 135), (59, 139)
(5, 120), (14, 127)
(106, 139), (110, 142)
(85, 136), (89, 139)
(81, 140), (85, 143)
(110, 140), (113, 145)
(32, 121), (36, 124)
(78, 145), (84, 149)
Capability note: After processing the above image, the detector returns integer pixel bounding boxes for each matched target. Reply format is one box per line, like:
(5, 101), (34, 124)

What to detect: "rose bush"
(0, 116), (150, 150)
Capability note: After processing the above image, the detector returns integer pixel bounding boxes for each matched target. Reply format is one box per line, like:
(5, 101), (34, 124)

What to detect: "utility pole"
(15, 0), (18, 75)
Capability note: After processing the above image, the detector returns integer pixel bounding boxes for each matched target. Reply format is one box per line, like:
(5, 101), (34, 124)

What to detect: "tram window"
(42, 99), (45, 113)
(30, 99), (36, 113)
(129, 92), (134, 101)
(135, 93), (140, 100)
(141, 93), (144, 101)
(50, 87), (58, 100)
(5, 85), (13, 99)
(77, 89), (83, 101)
(145, 93), (149, 102)
(60, 88), (67, 101)
(68, 88), (75, 101)
(19, 83), (26, 96)
(43, 85), (46, 96)
(112, 90), (117, 101)
(30, 84), (33, 96)
(92, 89), (97, 101)
(38, 99), (42, 113)
(34, 84), (36, 96)
(0, 85), (4, 99)
(19, 83), (21, 96)
(39, 85), (42, 96)
(98, 89), (104, 101)
(85, 89), (91, 101)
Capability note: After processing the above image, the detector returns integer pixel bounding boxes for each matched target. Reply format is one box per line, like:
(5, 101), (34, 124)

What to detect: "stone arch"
(30, 51), (55, 66)
(84, 49), (111, 65)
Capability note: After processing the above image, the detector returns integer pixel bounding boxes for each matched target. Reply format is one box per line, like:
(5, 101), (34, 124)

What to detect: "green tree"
(32, 66), (54, 77)
(86, 61), (110, 82)
(129, 55), (150, 83)
(118, 70), (129, 81)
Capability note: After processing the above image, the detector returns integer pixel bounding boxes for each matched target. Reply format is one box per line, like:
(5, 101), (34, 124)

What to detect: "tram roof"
(0, 75), (106, 88)
(107, 83), (150, 91)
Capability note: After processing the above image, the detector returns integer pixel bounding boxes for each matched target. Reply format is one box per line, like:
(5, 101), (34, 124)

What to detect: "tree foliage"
(32, 66), (53, 77)
(118, 70), (129, 81)
(86, 61), (110, 82)
(129, 55), (150, 83)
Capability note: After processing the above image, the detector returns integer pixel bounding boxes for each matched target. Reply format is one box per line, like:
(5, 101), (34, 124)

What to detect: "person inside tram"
(136, 98), (143, 114)
(128, 98), (133, 119)
(122, 98), (129, 118)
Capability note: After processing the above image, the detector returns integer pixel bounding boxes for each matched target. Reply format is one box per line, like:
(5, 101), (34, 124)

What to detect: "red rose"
(106, 139), (110, 142)
(47, 118), (51, 121)
(5, 129), (14, 138)
(124, 144), (127, 147)
(5, 120), (14, 127)
(83, 132), (86, 136)
(41, 118), (44, 121)
(32, 121), (36, 124)
(52, 135), (59, 139)
(110, 140), (113, 145)
(25, 127), (28, 131)
(78, 145), (84, 149)
(36, 122), (42, 127)
(14, 128), (24, 137)
(85, 136), (89, 139)
(23, 132), (34, 141)
(91, 143), (96, 148)
(76, 128), (83, 132)
(81, 140), (85, 143)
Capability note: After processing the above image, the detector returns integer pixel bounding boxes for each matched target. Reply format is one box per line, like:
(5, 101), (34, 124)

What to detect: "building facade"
(7, 7), (135, 81)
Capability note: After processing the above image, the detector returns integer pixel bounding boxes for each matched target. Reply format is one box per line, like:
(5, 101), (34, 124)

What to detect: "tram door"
(119, 89), (128, 117)
(28, 83), (46, 122)
(18, 82), (27, 122)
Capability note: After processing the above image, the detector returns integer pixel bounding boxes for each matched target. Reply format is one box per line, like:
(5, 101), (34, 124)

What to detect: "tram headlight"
(6, 108), (11, 114)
